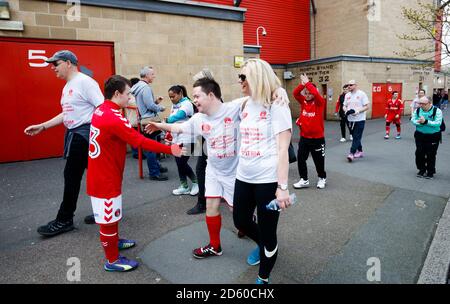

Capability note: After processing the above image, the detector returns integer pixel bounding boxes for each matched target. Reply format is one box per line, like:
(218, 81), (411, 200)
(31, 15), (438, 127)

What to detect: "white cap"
(347, 80), (356, 85)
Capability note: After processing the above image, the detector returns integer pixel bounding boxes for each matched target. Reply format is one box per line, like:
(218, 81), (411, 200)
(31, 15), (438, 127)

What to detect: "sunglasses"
(238, 74), (246, 82)
(52, 60), (66, 67)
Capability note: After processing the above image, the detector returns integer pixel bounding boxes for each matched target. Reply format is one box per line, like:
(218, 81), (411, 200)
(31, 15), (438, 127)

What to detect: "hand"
(300, 74), (309, 85)
(418, 116), (426, 124)
(352, 110), (359, 116)
(334, 112), (338, 117)
(144, 122), (159, 134)
(384, 114), (387, 119)
(275, 188), (291, 210)
(24, 124), (45, 136)
(159, 105), (166, 112)
(156, 96), (164, 104)
(395, 114), (399, 119)
(171, 144), (183, 157)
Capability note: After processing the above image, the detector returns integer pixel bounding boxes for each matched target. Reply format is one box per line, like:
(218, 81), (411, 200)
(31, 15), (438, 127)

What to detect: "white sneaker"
(172, 185), (190, 195)
(340, 138), (346, 143)
(349, 135), (353, 140)
(317, 178), (326, 189)
(190, 183), (199, 196)
(293, 178), (309, 189)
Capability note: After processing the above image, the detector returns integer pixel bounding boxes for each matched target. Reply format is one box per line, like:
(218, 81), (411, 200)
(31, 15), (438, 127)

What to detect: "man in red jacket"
(384, 91), (404, 139)
(87, 75), (181, 272)
(292, 74), (327, 189)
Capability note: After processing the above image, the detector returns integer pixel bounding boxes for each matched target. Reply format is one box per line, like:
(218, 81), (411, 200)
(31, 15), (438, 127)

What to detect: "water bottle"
(266, 193), (297, 211)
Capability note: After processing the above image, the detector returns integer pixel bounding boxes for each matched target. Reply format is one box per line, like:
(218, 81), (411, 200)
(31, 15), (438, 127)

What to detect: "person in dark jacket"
(335, 84), (352, 142)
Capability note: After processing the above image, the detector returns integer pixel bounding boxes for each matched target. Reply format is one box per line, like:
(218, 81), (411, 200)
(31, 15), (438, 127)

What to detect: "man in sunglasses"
(24, 50), (104, 237)
(342, 80), (369, 162)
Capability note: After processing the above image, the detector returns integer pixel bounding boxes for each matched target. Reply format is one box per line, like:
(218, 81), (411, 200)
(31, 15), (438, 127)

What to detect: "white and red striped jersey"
(87, 100), (174, 198)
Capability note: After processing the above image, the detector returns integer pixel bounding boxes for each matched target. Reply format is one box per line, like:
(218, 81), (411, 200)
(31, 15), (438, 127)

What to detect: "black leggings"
(297, 137), (326, 180)
(233, 179), (280, 279)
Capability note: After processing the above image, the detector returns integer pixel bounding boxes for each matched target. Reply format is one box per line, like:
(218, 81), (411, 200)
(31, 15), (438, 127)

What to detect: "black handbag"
(288, 142), (297, 163)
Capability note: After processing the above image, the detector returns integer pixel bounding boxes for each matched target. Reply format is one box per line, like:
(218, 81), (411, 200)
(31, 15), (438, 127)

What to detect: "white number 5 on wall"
(29, 50), (49, 68)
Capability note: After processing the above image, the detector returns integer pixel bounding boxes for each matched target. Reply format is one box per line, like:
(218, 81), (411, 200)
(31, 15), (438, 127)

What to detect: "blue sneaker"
(118, 238), (136, 250)
(104, 256), (138, 272)
(256, 276), (270, 284)
(395, 134), (401, 139)
(247, 246), (260, 266)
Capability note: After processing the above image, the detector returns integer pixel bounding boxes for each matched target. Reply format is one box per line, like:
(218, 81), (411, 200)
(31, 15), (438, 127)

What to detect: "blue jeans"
(144, 132), (161, 177)
(349, 120), (365, 154)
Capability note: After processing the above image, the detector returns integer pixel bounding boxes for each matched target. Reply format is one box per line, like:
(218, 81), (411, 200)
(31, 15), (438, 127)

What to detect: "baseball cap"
(46, 50), (78, 65)
(347, 80), (356, 85)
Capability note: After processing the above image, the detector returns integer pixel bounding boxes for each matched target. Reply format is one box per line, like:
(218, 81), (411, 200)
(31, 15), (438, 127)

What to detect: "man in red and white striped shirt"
(384, 91), (404, 139)
(87, 75), (181, 272)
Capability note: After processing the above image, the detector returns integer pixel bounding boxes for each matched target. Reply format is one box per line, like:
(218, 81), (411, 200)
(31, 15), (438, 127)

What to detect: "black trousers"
(195, 152), (207, 207)
(339, 112), (352, 138)
(233, 180), (280, 279)
(297, 137), (326, 180)
(414, 131), (440, 174)
(56, 133), (88, 222)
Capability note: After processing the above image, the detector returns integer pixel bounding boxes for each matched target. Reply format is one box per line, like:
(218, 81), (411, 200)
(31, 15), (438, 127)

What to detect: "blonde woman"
(233, 59), (293, 284)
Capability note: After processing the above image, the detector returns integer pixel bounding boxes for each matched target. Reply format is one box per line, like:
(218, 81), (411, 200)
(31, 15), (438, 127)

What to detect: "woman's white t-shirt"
(237, 99), (292, 184)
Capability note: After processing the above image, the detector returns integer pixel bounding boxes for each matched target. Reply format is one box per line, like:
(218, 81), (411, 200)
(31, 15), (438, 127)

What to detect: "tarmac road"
(0, 110), (449, 284)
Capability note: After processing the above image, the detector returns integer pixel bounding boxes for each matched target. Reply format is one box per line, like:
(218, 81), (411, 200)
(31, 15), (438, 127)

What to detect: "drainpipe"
(311, 0), (317, 59)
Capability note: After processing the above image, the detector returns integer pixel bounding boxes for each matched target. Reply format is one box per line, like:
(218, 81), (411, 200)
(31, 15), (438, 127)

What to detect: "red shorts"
(386, 114), (401, 124)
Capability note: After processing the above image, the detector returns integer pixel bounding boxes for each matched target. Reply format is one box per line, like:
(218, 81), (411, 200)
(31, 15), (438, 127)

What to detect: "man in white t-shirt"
(24, 50), (104, 237)
(410, 89), (426, 116)
(343, 80), (369, 162)
(145, 77), (243, 259)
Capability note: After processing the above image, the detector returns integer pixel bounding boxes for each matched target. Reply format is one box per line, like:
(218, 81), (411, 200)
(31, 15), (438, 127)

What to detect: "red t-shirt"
(87, 100), (174, 198)
(293, 82), (325, 139)
(385, 98), (404, 116)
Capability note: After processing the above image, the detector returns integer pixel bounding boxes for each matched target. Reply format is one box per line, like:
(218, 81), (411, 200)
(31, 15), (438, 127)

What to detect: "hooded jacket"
(130, 80), (163, 119)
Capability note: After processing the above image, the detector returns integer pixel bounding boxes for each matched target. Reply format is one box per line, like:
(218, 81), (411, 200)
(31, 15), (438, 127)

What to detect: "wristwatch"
(277, 184), (288, 191)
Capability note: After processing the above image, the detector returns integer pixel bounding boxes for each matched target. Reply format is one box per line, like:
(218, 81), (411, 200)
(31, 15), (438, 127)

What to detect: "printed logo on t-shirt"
(68, 89), (74, 97)
(242, 112), (248, 119)
(260, 111), (267, 120)
(224, 117), (233, 125)
(202, 123), (212, 134)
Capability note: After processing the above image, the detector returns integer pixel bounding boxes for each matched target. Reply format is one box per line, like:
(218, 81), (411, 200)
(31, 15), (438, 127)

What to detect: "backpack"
(416, 106), (445, 132)
(190, 100), (199, 114)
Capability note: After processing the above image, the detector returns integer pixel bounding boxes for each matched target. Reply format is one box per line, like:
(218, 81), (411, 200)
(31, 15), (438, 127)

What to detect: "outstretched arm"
(24, 113), (64, 136)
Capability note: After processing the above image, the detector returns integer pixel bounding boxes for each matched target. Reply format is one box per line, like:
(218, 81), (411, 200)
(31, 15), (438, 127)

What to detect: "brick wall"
(1, 0), (245, 112)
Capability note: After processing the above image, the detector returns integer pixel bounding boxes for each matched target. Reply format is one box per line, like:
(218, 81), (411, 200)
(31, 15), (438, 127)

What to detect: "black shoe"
(159, 166), (168, 173)
(37, 219), (74, 237)
(186, 204), (206, 215)
(84, 214), (96, 225)
(425, 173), (434, 179)
(132, 154), (146, 160)
(149, 174), (168, 181)
(237, 230), (246, 238)
(417, 170), (426, 178)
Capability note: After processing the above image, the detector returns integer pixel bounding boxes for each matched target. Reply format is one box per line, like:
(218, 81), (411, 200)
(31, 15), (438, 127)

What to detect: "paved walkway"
(1, 111), (449, 284)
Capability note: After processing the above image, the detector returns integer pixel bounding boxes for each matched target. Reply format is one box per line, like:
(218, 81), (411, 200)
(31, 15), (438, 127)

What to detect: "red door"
(0, 38), (114, 163)
(372, 83), (402, 119)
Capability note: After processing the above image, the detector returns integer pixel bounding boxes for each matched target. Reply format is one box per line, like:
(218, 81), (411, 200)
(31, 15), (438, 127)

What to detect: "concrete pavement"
(0, 110), (449, 284)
